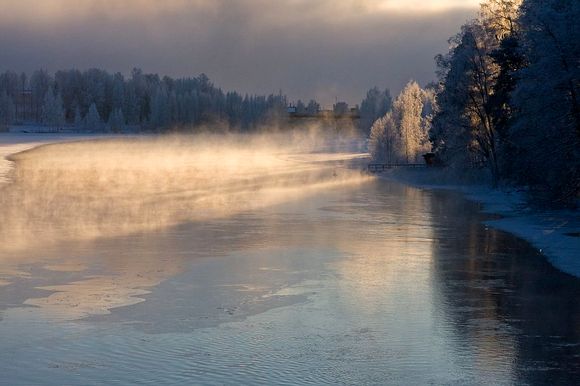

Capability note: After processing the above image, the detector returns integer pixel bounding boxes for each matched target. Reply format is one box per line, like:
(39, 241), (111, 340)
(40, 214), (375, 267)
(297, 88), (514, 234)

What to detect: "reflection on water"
(429, 192), (580, 385)
(0, 138), (578, 385)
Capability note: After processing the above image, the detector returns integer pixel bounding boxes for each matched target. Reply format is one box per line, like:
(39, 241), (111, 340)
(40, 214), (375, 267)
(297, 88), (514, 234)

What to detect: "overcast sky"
(0, 0), (479, 106)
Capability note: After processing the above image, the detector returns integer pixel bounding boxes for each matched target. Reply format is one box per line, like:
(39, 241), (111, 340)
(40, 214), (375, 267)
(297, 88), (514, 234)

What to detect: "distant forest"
(0, 67), (392, 134)
(0, 69), (298, 131)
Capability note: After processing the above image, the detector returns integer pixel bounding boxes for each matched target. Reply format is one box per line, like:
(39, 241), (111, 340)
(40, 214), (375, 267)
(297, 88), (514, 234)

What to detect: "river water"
(0, 137), (579, 385)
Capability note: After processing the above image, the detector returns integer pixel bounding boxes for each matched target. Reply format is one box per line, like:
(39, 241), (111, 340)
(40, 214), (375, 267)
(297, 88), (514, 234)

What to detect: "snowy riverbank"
(0, 134), (66, 185)
(382, 169), (580, 279)
(0, 133), (107, 185)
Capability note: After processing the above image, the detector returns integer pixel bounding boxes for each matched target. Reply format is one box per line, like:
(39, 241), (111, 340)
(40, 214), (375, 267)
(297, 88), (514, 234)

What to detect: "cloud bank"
(0, 0), (478, 104)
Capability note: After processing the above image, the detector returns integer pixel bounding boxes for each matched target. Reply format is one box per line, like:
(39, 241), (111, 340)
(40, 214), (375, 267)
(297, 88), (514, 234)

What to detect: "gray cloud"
(0, 0), (476, 105)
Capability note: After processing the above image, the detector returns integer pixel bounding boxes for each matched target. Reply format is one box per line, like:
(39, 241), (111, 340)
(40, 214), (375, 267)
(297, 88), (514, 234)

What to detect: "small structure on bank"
(423, 153), (436, 166)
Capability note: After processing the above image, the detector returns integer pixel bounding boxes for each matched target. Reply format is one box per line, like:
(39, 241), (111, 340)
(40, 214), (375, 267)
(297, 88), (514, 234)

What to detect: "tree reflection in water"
(429, 191), (580, 385)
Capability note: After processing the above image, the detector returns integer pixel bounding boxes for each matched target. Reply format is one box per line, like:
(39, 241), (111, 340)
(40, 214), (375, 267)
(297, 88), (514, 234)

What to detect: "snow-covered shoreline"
(381, 169), (580, 279)
(0, 133), (107, 185)
(0, 134), (64, 185)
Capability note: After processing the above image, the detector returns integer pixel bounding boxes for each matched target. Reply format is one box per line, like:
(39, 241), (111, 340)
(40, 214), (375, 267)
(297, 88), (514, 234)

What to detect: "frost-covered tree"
(430, 0), (578, 203)
(431, 1), (523, 181)
(510, 0), (580, 203)
(0, 92), (15, 127)
(149, 87), (171, 129)
(370, 81), (432, 163)
(54, 69), (82, 122)
(111, 73), (125, 111)
(480, 0), (522, 38)
(84, 102), (103, 131)
(108, 108), (125, 133)
(123, 84), (140, 125)
(359, 87), (392, 135)
(41, 90), (65, 126)
(1, 68), (305, 131)
(83, 68), (109, 119)
(73, 106), (83, 128)
(393, 81), (429, 163)
(431, 16), (505, 184)
(369, 112), (399, 163)
(0, 72), (21, 98)
(30, 69), (52, 121)
(295, 100), (306, 115)
(306, 100), (320, 116)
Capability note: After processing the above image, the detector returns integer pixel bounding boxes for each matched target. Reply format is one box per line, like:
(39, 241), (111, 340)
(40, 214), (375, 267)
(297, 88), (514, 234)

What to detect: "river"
(0, 136), (578, 385)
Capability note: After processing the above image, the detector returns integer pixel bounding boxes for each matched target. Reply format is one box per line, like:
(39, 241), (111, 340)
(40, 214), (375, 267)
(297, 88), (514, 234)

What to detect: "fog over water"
(0, 132), (369, 315)
(1, 133), (368, 250)
(0, 133), (579, 384)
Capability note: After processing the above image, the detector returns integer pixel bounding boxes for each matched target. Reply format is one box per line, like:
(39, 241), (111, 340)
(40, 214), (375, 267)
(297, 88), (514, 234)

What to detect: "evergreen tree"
(510, 0), (580, 204)
(84, 102), (103, 131)
(295, 100), (306, 115)
(30, 69), (51, 122)
(74, 106), (83, 128)
(431, 17), (505, 184)
(306, 100), (320, 116)
(108, 108), (125, 133)
(150, 87), (171, 129)
(0, 92), (15, 127)
(359, 87), (392, 135)
(41, 90), (65, 126)
(0, 68), (300, 132)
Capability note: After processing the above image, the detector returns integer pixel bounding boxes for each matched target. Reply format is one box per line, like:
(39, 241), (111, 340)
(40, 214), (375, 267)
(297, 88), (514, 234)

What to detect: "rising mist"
(0, 131), (370, 251)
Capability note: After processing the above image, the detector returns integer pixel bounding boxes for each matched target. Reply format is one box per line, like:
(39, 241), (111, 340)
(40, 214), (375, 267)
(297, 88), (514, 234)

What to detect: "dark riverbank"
(380, 168), (580, 279)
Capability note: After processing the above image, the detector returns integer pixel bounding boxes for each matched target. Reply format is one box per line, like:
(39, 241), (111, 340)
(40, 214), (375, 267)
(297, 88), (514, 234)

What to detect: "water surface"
(0, 139), (578, 385)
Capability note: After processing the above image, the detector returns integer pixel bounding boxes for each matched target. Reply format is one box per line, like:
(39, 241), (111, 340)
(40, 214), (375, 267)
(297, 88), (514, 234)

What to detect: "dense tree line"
(430, 0), (522, 186)
(431, 0), (579, 205)
(0, 68), (290, 131)
(0, 67), (396, 135)
(369, 0), (578, 206)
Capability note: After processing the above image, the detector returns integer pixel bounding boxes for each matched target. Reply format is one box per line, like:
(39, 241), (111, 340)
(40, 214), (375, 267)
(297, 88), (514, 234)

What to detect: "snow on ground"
(453, 187), (579, 279)
(383, 169), (580, 279)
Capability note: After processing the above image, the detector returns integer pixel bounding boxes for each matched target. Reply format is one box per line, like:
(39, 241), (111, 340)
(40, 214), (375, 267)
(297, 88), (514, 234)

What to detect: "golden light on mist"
(377, 0), (481, 12)
(0, 133), (370, 252)
(4, 0), (481, 23)
(0, 132), (370, 319)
